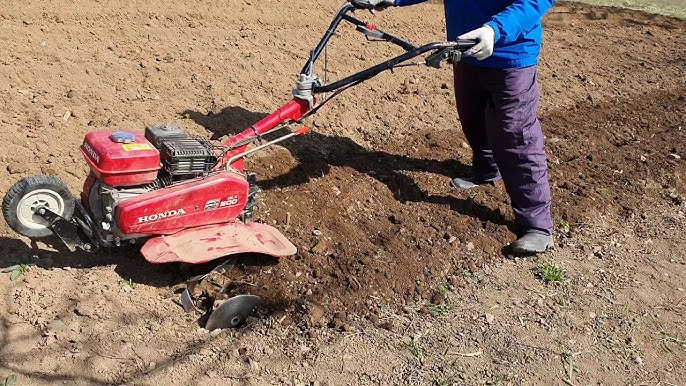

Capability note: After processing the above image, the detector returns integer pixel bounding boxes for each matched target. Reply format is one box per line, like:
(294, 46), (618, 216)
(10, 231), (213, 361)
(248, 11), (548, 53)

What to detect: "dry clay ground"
(0, 1), (685, 385)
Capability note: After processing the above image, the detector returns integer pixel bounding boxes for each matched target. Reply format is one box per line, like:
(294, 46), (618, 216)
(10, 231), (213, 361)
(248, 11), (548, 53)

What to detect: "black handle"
(455, 39), (478, 50)
(344, 13), (417, 52)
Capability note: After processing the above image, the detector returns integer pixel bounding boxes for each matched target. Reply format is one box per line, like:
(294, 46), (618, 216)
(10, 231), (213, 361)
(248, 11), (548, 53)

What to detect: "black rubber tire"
(2, 175), (75, 238)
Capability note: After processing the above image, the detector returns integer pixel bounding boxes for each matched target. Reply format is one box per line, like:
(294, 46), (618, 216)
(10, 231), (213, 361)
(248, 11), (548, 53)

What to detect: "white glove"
(459, 24), (496, 61)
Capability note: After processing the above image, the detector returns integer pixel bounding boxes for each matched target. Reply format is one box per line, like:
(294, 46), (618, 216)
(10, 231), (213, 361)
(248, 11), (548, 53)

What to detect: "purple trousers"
(454, 62), (553, 236)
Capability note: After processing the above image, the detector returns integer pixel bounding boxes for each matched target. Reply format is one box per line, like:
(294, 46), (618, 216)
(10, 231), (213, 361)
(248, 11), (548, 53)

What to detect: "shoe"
(510, 232), (553, 255)
(450, 175), (501, 190)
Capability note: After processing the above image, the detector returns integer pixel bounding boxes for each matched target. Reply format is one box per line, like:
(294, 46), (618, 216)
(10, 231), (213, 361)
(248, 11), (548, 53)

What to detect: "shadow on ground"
(182, 105), (515, 232)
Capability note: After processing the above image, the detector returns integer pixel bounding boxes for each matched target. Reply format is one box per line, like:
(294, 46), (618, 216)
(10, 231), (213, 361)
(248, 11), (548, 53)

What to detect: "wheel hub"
(17, 189), (65, 230)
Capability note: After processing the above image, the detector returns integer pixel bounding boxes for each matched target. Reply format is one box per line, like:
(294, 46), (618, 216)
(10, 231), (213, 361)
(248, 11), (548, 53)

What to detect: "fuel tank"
(81, 131), (161, 187)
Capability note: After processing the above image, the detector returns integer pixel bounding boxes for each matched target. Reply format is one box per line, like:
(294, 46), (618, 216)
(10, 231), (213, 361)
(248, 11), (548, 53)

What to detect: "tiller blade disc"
(205, 294), (262, 331)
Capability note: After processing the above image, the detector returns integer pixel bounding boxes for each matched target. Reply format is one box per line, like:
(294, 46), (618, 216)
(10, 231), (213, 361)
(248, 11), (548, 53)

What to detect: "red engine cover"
(116, 171), (249, 235)
(81, 131), (161, 187)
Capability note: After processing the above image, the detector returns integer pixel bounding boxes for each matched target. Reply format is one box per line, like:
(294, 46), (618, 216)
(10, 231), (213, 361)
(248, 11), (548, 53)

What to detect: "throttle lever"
(425, 47), (462, 69)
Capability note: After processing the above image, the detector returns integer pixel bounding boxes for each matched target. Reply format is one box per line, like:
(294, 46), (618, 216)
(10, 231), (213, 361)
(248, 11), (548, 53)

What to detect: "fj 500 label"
(204, 196), (240, 211)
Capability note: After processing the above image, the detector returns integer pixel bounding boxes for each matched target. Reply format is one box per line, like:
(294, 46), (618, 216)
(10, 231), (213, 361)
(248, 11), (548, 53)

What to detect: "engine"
(80, 125), (219, 241)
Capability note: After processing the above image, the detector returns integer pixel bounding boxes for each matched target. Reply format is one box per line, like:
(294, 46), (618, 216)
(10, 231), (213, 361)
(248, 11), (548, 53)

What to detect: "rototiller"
(2, 3), (475, 328)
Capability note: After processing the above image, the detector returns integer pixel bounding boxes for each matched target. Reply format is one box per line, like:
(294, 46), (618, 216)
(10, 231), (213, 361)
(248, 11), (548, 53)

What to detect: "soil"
(0, 1), (685, 385)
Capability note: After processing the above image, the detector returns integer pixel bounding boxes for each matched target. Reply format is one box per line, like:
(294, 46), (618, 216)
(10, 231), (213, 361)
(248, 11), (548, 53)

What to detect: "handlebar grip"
(455, 39), (478, 50)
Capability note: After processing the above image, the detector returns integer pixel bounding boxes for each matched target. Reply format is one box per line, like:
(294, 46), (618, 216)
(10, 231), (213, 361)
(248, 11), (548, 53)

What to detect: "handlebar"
(313, 41), (472, 94)
(299, 5), (477, 96)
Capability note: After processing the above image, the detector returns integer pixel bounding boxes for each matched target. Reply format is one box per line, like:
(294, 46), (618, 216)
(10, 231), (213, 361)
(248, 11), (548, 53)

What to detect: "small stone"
(7, 161), (30, 174)
(448, 236), (457, 244)
(308, 304), (326, 327)
(381, 321), (396, 333)
(466, 242), (475, 251)
(589, 312), (596, 319)
(669, 153), (681, 160)
(310, 240), (329, 255)
(312, 229), (322, 236)
(485, 313), (495, 324)
(46, 319), (67, 336)
(368, 314), (380, 326)
(210, 329), (222, 338)
(334, 311), (347, 322)
(431, 293), (444, 305)
(633, 355), (644, 366)
(148, 362), (157, 370)
(248, 358), (259, 371)
(593, 246), (604, 258)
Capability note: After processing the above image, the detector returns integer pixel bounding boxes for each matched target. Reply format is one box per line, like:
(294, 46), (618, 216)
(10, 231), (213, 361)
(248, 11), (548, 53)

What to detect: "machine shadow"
(0, 236), (226, 288)
(183, 105), (514, 230)
(181, 106), (269, 140)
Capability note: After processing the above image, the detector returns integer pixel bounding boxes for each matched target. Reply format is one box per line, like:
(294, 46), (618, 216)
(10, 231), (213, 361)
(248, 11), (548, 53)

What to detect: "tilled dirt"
(0, 1), (685, 385)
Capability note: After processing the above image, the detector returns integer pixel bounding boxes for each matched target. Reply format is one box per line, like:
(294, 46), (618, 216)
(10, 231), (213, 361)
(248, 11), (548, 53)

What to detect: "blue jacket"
(395, 0), (555, 68)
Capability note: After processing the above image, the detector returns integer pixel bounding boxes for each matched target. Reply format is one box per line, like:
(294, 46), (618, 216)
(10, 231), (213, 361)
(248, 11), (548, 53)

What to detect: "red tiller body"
(216, 98), (311, 171)
(116, 171), (249, 235)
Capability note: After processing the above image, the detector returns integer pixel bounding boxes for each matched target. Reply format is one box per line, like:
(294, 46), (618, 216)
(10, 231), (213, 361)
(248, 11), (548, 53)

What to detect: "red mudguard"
(140, 221), (297, 264)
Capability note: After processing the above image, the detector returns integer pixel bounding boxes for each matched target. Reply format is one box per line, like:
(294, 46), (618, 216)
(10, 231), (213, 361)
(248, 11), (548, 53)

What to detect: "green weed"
(119, 278), (137, 291)
(436, 283), (451, 300)
(658, 332), (686, 353)
(4, 374), (17, 386)
(1, 265), (28, 281)
(405, 337), (424, 364)
(538, 264), (567, 283)
(428, 304), (451, 317)
(463, 270), (478, 282)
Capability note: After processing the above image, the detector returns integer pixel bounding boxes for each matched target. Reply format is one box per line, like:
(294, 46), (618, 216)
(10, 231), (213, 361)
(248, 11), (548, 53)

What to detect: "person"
(350, 0), (555, 254)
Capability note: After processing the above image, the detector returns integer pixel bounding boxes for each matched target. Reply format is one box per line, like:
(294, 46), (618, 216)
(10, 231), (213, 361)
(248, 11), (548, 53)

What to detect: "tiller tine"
(205, 294), (263, 330)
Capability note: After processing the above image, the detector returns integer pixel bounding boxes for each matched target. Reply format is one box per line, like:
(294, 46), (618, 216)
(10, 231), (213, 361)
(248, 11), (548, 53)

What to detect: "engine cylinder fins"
(161, 138), (216, 177)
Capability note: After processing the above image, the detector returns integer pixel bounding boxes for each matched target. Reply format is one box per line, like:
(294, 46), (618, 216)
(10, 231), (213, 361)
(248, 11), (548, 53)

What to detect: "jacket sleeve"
(394, 0), (427, 6)
(485, 0), (555, 44)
